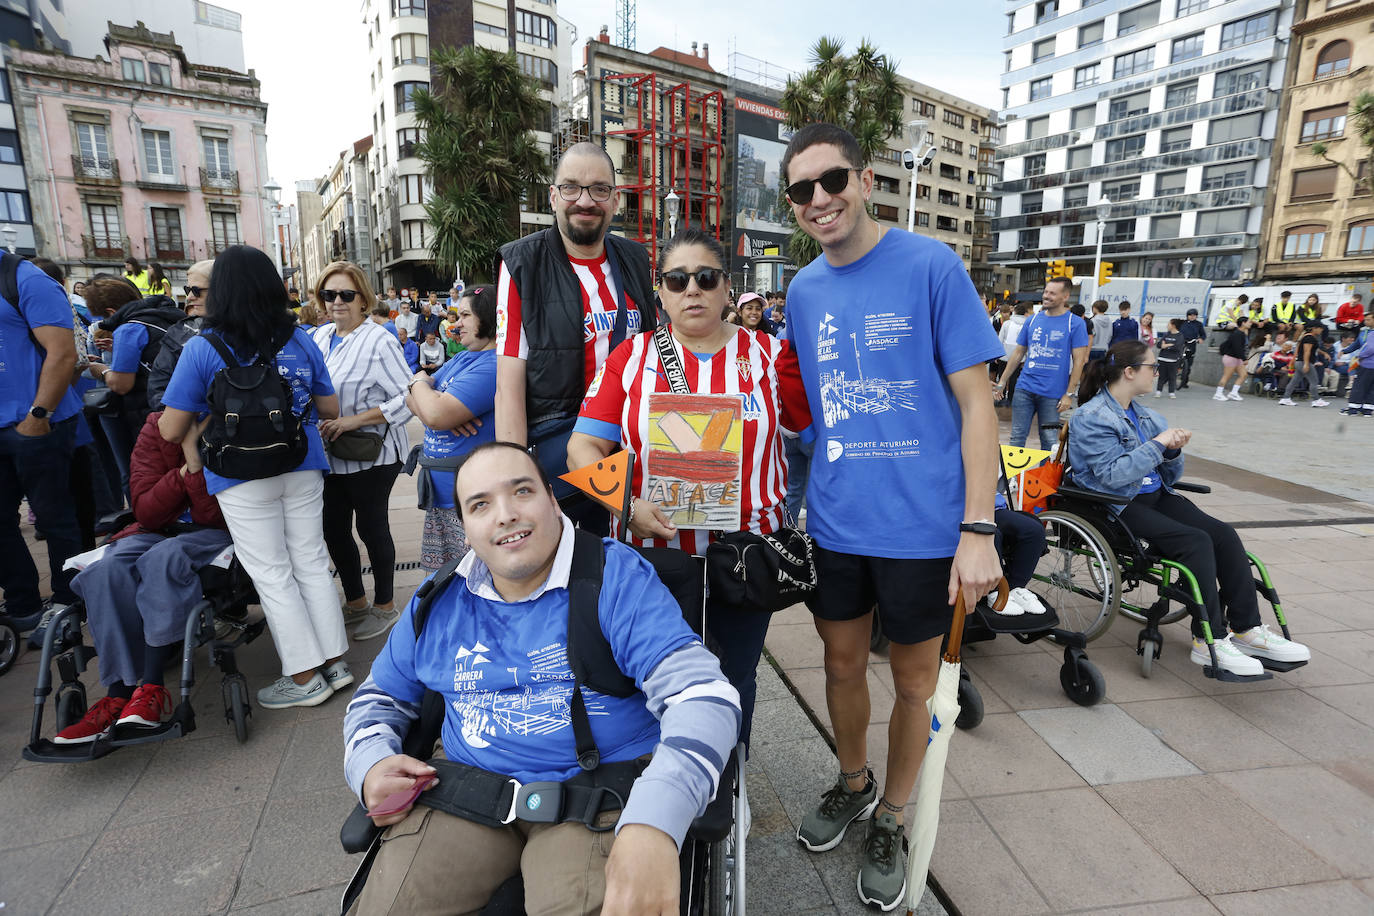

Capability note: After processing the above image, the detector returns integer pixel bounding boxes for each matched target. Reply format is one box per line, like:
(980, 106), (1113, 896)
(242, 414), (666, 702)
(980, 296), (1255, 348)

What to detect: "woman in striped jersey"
(569, 228), (814, 748)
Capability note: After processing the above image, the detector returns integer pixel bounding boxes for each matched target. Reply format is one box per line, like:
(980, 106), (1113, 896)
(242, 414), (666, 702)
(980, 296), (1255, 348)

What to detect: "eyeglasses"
(784, 167), (860, 205)
(321, 289), (359, 303)
(1129, 363), (1161, 374)
(554, 182), (614, 202)
(661, 268), (724, 293)
(184, 285), (208, 297)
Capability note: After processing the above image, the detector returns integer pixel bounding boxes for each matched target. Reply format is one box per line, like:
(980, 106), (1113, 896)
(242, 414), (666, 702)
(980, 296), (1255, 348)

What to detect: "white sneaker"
(323, 660), (355, 691)
(1190, 636), (1264, 676)
(1311, 399), (1329, 408)
(256, 672), (335, 709)
(1227, 390), (1244, 401)
(1213, 391), (1228, 401)
(1000, 587), (1047, 616)
(1231, 624), (1311, 663)
(1154, 391), (1162, 398)
(1169, 393), (1177, 399)
(1278, 398), (1296, 406)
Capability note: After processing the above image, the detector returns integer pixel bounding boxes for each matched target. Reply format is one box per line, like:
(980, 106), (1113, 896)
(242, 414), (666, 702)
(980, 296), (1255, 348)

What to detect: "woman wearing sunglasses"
(1068, 340), (1309, 677)
(568, 228), (814, 749)
(309, 261), (415, 643)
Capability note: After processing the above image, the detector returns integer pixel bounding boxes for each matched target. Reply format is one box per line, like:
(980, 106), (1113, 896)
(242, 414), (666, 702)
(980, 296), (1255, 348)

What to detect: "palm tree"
(777, 37), (906, 267)
(1310, 90), (1374, 194)
(414, 45), (549, 282)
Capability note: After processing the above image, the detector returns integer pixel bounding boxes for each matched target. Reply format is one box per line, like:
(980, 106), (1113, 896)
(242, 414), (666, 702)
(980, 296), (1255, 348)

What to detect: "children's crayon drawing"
(645, 392), (743, 529)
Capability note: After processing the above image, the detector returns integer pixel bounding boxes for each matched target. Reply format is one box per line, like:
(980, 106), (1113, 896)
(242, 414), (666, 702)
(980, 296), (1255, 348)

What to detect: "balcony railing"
(72, 155), (120, 185)
(81, 234), (130, 260)
(199, 167), (240, 194)
(145, 237), (191, 262)
(204, 237), (241, 258)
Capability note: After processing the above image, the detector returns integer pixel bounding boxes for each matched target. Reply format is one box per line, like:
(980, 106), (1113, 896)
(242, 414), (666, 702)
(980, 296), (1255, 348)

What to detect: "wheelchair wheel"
(956, 675), (984, 730)
(1059, 657), (1105, 706)
(707, 837), (732, 915)
(224, 676), (250, 743)
(56, 681), (88, 731)
(0, 617), (19, 676)
(1034, 511), (1121, 641)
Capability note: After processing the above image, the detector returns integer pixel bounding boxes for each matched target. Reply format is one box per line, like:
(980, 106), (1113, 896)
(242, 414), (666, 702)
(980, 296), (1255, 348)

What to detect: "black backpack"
(200, 328), (311, 480)
(98, 296), (192, 402)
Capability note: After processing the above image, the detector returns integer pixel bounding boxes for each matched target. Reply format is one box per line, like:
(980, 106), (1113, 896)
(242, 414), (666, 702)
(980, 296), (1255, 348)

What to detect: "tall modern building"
(995, 0), (1294, 291)
(358, 0), (569, 293)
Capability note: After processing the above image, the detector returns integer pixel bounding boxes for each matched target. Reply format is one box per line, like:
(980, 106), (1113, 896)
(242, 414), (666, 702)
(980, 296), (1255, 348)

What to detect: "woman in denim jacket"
(1068, 341), (1309, 676)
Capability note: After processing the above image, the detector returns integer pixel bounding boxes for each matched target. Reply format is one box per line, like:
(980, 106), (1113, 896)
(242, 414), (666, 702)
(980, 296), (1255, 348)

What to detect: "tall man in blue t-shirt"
(0, 256), (84, 632)
(779, 124), (1005, 910)
(993, 277), (1090, 451)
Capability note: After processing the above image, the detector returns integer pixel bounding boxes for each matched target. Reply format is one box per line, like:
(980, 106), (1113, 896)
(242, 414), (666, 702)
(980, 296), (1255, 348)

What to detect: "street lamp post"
(263, 179), (283, 277)
(664, 189), (680, 239)
(742, 260), (751, 295)
(1, 224), (15, 254)
(903, 120), (935, 234)
(1091, 195), (1112, 302)
(1182, 257), (1194, 279)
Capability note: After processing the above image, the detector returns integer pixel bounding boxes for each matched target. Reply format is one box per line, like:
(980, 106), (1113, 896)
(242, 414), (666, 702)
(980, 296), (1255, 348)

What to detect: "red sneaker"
(117, 684), (172, 727)
(53, 695), (127, 744)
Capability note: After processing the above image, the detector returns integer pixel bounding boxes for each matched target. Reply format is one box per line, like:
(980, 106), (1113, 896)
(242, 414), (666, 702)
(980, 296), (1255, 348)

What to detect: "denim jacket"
(1066, 389), (1183, 511)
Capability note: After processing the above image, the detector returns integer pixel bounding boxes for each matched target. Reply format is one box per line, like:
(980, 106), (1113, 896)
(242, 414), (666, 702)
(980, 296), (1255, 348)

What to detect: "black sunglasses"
(785, 167), (860, 205)
(184, 285), (207, 297)
(661, 268), (724, 294)
(321, 289), (359, 303)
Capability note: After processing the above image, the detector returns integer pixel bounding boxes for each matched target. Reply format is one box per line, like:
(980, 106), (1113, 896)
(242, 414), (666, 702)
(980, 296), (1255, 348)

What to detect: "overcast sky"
(235, 0), (1003, 190)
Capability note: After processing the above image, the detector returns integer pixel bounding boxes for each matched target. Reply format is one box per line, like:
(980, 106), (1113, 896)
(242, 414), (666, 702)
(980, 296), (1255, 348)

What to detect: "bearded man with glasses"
(494, 143), (657, 533)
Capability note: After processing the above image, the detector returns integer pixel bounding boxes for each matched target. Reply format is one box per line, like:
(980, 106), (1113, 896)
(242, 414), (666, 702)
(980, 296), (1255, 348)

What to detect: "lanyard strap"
(653, 325), (691, 394)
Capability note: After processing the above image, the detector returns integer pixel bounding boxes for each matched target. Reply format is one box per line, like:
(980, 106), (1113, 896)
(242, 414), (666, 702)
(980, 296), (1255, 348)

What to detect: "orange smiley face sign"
(560, 449), (634, 513)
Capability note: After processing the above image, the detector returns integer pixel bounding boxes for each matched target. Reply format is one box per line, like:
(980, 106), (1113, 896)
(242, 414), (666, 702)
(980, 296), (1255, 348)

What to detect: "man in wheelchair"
(1067, 341), (1310, 677)
(342, 442), (741, 914)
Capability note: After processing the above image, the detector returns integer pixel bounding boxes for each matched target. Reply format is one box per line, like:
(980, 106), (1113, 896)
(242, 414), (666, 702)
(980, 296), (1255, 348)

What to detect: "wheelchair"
(21, 550), (266, 763)
(1031, 479), (1305, 684)
(0, 611), (18, 677)
(337, 541), (747, 916)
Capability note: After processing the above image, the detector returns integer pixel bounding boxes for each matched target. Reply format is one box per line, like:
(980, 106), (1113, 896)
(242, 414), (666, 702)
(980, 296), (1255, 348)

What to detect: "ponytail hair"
(1078, 339), (1149, 403)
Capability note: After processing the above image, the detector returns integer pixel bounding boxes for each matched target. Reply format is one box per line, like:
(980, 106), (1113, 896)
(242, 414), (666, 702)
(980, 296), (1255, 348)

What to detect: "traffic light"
(1062, 264), (1075, 278)
(1045, 259), (1067, 282)
(1097, 261), (1114, 286)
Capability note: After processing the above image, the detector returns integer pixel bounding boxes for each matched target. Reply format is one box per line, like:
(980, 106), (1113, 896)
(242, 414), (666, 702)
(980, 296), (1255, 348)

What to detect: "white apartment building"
(359, 0), (567, 293)
(64, 0), (246, 71)
(995, 0), (1294, 290)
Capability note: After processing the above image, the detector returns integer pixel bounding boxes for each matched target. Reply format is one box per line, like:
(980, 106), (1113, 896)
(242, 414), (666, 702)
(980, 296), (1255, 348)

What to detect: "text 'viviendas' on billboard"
(733, 95), (794, 265)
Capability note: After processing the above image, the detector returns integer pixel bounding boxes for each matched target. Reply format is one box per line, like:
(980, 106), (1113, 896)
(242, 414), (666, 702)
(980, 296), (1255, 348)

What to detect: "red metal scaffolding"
(603, 72), (658, 266)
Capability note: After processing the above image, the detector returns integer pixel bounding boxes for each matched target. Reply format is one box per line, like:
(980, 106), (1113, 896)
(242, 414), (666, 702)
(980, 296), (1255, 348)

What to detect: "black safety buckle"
(581, 786), (625, 833)
(502, 778), (564, 825)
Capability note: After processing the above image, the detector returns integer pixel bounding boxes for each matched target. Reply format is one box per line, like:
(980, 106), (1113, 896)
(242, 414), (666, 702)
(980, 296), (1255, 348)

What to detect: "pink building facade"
(6, 21), (271, 285)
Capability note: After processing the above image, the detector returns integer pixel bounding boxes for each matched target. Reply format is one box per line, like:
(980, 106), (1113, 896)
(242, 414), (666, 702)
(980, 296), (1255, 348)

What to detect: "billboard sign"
(733, 95), (794, 267)
(1090, 278), (1213, 323)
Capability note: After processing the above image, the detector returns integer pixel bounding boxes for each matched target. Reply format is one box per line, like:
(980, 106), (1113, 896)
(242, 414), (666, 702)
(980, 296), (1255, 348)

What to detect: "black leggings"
(1118, 489), (1260, 638)
(1156, 360), (1179, 394)
(994, 508), (1045, 589)
(322, 462), (402, 605)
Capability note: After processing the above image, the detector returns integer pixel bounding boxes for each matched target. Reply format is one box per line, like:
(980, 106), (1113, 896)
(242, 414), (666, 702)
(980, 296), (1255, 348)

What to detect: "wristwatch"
(28, 404), (50, 421)
(959, 520), (997, 536)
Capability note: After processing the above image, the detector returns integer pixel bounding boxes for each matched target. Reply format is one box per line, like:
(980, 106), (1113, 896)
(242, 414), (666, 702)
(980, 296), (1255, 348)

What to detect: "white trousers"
(215, 470), (349, 677)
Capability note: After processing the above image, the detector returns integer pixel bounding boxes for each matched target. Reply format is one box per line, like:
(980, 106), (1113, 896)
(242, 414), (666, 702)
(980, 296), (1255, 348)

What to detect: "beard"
(558, 207), (608, 247)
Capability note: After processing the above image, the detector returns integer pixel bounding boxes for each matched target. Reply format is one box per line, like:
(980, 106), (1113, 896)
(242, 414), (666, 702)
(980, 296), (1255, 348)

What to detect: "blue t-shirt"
(161, 326), (335, 494)
(383, 320), (399, 340)
(1016, 309), (1089, 398)
(423, 348), (497, 509)
(402, 339), (420, 373)
(0, 260), (83, 427)
(109, 322), (150, 374)
(786, 229), (1005, 558)
(1124, 405), (1161, 493)
(370, 538), (698, 782)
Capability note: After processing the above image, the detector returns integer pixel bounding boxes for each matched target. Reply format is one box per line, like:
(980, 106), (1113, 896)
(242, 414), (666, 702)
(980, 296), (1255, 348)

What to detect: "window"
(75, 121), (112, 174)
(151, 208), (184, 257)
(396, 81), (427, 112)
(1201, 162), (1251, 189)
(1019, 228), (1041, 249)
(1035, 1), (1057, 24)
(939, 162), (961, 181)
(1219, 13), (1274, 50)
(0, 129), (20, 165)
(209, 210), (240, 251)
(1196, 208), (1246, 234)
(1103, 178), (1141, 201)
(1152, 215), (1182, 239)
(1291, 166), (1337, 200)
(874, 175), (901, 194)
(1029, 77), (1052, 101)
(1160, 126), (1192, 152)
(475, 20), (507, 36)
(916, 183), (930, 199)
(1316, 40), (1352, 79)
(1114, 48), (1155, 79)
(1067, 146), (1093, 169)
(88, 202), (121, 247)
(1062, 224), (1086, 246)
(1172, 33), (1204, 63)
(1208, 112), (1261, 144)
(401, 173), (424, 205)
(392, 0), (425, 14)
(915, 211), (930, 227)
(1074, 64), (1100, 89)
(1033, 38), (1056, 62)
(121, 58), (145, 82)
(1024, 154), (1047, 177)
(1005, 51), (1013, 73)
(1215, 63), (1266, 97)
(142, 129), (174, 179)
(1165, 80), (1198, 108)
(1027, 116), (1050, 140)
(1007, 12), (1015, 35)
(196, 1), (242, 28)
(873, 203), (899, 222)
(517, 53), (557, 89)
(516, 10), (556, 48)
(1079, 21), (1104, 48)
(1022, 191), (1044, 214)
(943, 137), (964, 155)
(0, 189), (24, 223)
(1346, 221), (1374, 256)
(1103, 219), (1136, 242)
(1105, 134), (1146, 162)
(202, 134), (231, 179)
(913, 100), (936, 117)
(1283, 225), (1325, 259)
(1301, 105), (1346, 142)
(393, 33), (428, 66)
(0, 69), (7, 103)
(938, 189), (960, 206)
(1177, 0), (1206, 15)
(397, 127), (420, 158)
(944, 111), (965, 128)
(403, 220), (428, 249)
(1071, 105), (1096, 130)
(1156, 170), (1186, 195)
(937, 215), (959, 232)
(1117, 2), (1160, 36)
(1064, 184), (1089, 207)
(148, 62), (172, 86)
(1109, 91), (1150, 121)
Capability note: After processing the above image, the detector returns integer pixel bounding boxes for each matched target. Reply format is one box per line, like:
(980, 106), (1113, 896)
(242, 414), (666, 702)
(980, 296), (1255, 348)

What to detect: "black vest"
(499, 228), (656, 426)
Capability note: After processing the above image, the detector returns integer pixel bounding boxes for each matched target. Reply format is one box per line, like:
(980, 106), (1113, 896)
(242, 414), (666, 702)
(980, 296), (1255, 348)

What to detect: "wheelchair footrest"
(975, 605), (1059, 635)
(23, 737), (120, 764)
(1203, 665), (1273, 683)
(1256, 657), (1307, 673)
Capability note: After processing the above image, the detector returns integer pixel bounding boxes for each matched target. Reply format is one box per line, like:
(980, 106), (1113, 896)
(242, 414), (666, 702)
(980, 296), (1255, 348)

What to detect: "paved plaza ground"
(1, 388), (1371, 914)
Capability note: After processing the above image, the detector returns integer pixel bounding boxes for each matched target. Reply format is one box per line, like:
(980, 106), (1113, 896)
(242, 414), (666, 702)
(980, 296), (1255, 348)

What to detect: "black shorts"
(806, 545), (955, 645)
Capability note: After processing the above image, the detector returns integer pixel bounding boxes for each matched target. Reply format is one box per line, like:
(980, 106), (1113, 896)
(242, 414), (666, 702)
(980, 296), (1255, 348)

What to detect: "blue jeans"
(0, 417), (82, 614)
(783, 436), (813, 521)
(1010, 388), (1062, 452)
(705, 597), (772, 751)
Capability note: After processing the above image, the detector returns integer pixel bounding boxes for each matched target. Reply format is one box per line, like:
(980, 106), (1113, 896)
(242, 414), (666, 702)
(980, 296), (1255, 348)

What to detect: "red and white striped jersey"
(496, 255), (644, 389)
(576, 327), (813, 553)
